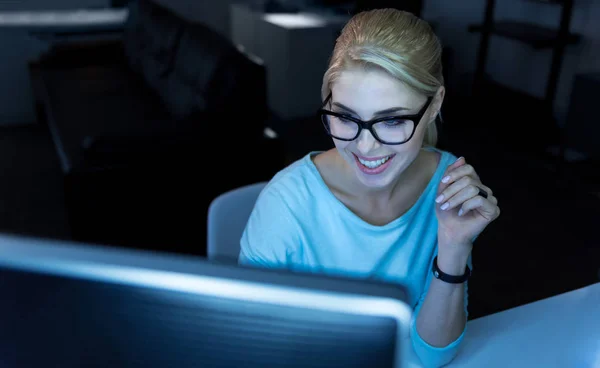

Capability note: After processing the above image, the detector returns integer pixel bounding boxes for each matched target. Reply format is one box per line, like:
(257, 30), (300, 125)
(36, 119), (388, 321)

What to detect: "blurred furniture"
(0, 8), (127, 29)
(468, 0), (581, 152)
(0, 8), (128, 41)
(470, 0), (580, 104)
(207, 181), (268, 263)
(231, 4), (349, 121)
(111, 0), (133, 7)
(0, 8), (126, 126)
(352, 0), (423, 17)
(560, 72), (600, 194)
(447, 282), (600, 367)
(30, 0), (285, 255)
(564, 72), (600, 160)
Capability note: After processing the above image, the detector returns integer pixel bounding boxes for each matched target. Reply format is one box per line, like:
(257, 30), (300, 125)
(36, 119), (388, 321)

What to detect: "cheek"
(385, 127), (426, 166)
(333, 140), (357, 163)
(388, 130), (425, 155)
(333, 138), (351, 151)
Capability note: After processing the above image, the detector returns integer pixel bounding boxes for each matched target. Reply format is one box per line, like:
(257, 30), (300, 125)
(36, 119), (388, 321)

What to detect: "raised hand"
(435, 156), (500, 258)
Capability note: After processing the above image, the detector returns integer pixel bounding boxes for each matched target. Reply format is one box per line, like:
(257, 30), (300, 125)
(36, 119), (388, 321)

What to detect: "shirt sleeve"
(238, 185), (300, 269)
(409, 255), (472, 368)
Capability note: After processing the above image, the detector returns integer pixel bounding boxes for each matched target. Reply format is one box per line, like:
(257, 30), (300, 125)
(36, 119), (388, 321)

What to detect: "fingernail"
(441, 203), (449, 210)
(435, 194), (444, 203)
(442, 176), (450, 183)
(455, 156), (463, 163)
(458, 209), (464, 216)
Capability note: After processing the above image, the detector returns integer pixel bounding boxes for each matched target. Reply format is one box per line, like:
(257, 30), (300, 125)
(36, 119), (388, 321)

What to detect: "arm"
(410, 251), (471, 368)
(416, 249), (469, 347)
(411, 155), (500, 367)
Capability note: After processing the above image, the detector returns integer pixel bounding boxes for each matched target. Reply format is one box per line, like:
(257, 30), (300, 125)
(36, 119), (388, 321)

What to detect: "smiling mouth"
(355, 154), (395, 169)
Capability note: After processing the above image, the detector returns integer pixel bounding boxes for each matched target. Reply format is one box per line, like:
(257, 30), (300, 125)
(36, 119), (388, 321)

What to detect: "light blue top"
(239, 148), (470, 368)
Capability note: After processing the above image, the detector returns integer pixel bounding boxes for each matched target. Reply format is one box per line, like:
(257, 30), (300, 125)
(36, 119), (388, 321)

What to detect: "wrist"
(438, 238), (471, 257)
(436, 251), (470, 276)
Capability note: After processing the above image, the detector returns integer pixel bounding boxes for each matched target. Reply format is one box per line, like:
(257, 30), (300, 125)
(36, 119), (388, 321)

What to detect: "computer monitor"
(0, 233), (412, 368)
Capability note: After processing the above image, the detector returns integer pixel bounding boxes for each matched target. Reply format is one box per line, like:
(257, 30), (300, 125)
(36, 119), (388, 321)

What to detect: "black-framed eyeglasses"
(317, 92), (433, 145)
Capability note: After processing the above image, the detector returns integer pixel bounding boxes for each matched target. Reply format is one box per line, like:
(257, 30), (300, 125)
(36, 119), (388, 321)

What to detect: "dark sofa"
(31, 0), (285, 256)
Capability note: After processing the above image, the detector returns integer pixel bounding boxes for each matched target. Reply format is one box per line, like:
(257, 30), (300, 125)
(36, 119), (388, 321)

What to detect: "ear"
(430, 86), (445, 120)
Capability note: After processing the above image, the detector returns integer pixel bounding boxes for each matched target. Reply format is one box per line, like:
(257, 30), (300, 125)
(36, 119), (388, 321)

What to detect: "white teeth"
(358, 155), (391, 169)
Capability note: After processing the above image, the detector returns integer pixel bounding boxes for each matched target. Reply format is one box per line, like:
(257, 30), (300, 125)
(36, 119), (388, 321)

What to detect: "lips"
(356, 154), (393, 169)
(353, 153), (396, 175)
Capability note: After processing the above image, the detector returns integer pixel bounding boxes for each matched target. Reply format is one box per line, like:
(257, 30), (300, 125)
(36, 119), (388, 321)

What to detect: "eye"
(382, 119), (409, 127)
(337, 115), (355, 124)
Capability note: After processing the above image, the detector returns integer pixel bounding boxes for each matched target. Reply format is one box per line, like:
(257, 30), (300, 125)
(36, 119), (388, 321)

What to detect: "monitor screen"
(0, 233), (412, 368)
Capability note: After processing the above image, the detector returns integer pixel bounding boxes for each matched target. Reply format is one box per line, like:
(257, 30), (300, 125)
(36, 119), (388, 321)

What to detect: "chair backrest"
(207, 182), (268, 263)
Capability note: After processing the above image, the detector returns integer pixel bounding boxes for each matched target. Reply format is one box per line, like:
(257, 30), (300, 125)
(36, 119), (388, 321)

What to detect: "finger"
(445, 156), (466, 174)
(440, 163), (481, 187)
(439, 181), (481, 211)
(458, 196), (500, 221)
(436, 176), (491, 206)
(437, 156), (466, 194)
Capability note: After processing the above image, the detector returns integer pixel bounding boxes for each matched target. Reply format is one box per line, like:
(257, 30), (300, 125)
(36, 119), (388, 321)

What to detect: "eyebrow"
(332, 102), (410, 116)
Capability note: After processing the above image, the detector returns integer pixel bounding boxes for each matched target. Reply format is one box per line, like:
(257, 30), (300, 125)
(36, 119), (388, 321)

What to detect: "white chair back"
(207, 182), (268, 262)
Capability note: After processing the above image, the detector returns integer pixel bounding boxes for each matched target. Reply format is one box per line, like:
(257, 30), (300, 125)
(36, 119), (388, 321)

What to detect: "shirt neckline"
(304, 147), (450, 231)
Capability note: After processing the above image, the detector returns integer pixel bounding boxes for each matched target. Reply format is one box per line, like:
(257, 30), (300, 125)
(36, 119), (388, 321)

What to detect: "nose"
(355, 128), (380, 155)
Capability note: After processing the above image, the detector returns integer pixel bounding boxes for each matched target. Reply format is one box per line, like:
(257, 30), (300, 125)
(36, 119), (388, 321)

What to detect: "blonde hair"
(321, 8), (444, 147)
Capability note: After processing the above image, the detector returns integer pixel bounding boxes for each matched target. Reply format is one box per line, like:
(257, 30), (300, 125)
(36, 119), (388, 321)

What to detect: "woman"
(239, 8), (500, 367)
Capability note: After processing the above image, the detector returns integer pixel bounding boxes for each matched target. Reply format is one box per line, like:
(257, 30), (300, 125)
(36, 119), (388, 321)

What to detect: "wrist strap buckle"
(432, 256), (471, 284)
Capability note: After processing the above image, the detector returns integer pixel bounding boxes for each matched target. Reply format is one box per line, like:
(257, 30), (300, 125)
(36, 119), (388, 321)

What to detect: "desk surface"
(403, 282), (600, 367)
(449, 282), (600, 368)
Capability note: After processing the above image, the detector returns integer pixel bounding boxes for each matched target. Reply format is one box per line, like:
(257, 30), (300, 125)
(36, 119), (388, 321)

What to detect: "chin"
(347, 151), (403, 190)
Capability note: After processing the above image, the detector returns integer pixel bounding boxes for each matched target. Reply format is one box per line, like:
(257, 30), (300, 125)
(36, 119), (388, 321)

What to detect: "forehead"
(331, 66), (422, 117)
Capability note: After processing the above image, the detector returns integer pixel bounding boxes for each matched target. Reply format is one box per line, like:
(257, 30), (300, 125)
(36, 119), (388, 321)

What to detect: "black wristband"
(432, 256), (471, 284)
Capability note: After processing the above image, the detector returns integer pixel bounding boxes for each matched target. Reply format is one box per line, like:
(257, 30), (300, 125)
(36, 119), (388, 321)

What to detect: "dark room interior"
(0, 0), (598, 366)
